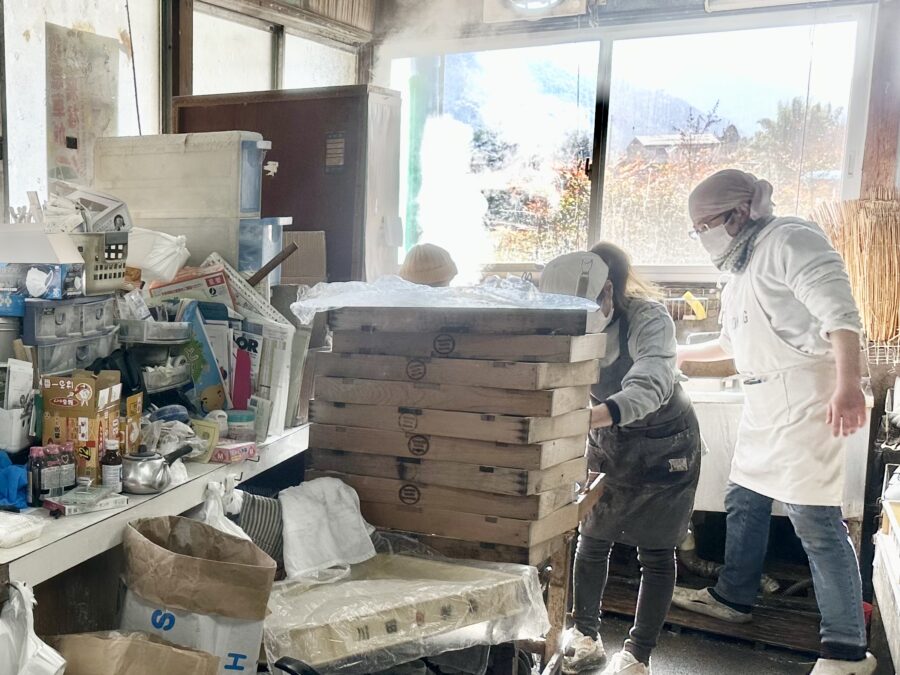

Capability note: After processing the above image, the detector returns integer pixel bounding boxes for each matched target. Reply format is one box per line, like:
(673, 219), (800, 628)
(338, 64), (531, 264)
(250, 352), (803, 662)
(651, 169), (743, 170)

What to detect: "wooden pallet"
(314, 376), (591, 417)
(309, 424), (587, 471)
(307, 449), (586, 497)
(331, 331), (606, 363)
(601, 577), (821, 655)
(360, 501), (579, 548)
(316, 352), (601, 390)
(328, 306), (607, 336)
(309, 401), (591, 444)
(308, 469), (576, 520)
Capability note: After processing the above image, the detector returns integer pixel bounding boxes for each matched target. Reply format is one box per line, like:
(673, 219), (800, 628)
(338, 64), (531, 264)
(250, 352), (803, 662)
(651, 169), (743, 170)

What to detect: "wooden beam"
(205, 0), (372, 46)
(173, 0), (194, 97)
(861, 0), (900, 196)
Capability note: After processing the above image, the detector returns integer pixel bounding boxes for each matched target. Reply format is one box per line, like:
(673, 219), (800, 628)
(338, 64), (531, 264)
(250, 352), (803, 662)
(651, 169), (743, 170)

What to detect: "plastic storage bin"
(24, 296), (117, 344)
(34, 329), (119, 375)
(119, 320), (192, 344)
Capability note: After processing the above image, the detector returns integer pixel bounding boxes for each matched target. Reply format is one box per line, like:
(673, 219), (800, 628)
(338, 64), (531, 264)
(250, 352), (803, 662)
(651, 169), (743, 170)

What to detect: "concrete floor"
(587, 615), (815, 674)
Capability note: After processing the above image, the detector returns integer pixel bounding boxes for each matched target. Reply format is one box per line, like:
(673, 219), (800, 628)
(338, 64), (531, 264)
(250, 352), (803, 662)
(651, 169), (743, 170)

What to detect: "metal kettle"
(122, 445), (193, 494)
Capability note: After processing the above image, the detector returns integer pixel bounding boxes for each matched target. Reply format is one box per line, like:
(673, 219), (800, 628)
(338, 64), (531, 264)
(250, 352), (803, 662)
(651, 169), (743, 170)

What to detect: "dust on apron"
(581, 305), (701, 549)
(723, 252), (845, 507)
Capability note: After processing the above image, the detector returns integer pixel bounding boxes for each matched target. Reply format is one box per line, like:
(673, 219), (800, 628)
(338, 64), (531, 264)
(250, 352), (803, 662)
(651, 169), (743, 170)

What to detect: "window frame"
(376, 3), (878, 282)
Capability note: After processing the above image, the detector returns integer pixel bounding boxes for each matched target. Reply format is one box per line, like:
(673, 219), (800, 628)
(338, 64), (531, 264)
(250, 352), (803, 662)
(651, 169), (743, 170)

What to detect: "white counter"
(0, 425), (309, 587)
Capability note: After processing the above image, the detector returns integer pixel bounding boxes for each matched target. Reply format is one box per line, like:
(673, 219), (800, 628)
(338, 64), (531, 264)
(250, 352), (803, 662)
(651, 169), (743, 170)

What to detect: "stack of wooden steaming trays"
(307, 306), (607, 566)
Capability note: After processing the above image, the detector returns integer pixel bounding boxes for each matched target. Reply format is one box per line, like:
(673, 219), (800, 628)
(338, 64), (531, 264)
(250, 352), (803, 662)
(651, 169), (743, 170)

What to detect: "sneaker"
(810, 653), (877, 674)
(670, 587), (753, 624)
(562, 628), (606, 674)
(601, 651), (650, 674)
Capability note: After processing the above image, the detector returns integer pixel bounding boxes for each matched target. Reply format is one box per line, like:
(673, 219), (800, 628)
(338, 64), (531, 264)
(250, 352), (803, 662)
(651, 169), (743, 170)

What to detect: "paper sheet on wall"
(46, 23), (118, 186)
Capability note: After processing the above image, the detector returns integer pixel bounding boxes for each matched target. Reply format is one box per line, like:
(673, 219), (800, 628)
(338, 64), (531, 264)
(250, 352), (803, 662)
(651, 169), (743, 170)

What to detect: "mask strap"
(576, 257), (593, 299)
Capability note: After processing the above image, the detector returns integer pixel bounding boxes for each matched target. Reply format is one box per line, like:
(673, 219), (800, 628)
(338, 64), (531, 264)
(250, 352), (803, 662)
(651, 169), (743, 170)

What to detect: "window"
(2, 0), (161, 209)
(600, 21), (860, 266)
(193, 6), (274, 95)
(283, 34), (357, 89)
(391, 42), (599, 277)
(384, 7), (873, 275)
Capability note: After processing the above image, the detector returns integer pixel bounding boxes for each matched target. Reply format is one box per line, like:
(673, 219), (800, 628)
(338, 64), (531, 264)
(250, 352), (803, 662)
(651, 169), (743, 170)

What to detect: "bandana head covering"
(689, 170), (776, 273)
(688, 169), (774, 223)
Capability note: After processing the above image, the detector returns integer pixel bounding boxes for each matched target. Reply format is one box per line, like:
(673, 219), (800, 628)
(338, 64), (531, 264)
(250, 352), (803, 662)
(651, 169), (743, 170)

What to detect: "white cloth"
(720, 218), (862, 357)
(280, 477), (376, 580)
(719, 218), (860, 506)
(688, 169), (775, 222)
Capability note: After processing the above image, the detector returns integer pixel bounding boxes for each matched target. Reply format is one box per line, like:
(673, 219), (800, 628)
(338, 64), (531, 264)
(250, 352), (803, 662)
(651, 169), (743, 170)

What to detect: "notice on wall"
(46, 23), (118, 186)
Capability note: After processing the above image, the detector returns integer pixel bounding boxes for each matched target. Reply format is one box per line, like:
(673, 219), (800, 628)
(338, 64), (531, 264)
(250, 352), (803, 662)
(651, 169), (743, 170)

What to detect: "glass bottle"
(59, 442), (77, 492)
(42, 445), (61, 499)
(27, 447), (45, 507)
(101, 439), (123, 494)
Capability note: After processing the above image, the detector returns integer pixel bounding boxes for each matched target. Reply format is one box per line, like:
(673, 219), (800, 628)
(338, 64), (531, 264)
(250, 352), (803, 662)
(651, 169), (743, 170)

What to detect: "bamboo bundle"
(815, 190), (900, 344)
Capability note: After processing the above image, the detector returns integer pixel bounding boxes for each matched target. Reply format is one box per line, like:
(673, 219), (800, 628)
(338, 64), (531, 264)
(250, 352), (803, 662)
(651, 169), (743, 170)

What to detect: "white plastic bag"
(0, 581), (66, 675)
(126, 228), (190, 283)
(0, 513), (46, 549)
(189, 481), (250, 541)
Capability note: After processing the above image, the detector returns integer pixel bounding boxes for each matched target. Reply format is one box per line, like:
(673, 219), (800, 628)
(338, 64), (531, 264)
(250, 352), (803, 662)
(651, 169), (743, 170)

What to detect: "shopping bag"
(0, 582), (66, 675)
(188, 480), (250, 541)
(119, 516), (276, 675)
(48, 631), (219, 675)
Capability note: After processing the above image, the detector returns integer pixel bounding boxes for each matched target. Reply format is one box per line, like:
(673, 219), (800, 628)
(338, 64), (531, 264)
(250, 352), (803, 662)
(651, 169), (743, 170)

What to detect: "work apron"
(581, 308), (701, 549)
(723, 267), (845, 506)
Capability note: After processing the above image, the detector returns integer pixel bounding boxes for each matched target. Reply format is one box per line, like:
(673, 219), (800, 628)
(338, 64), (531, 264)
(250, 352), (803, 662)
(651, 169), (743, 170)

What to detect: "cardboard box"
(122, 392), (143, 454)
(41, 370), (122, 483)
(0, 230), (85, 316)
(280, 231), (326, 285)
(48, 632), (219, 675)
(148, 265), (235, 309)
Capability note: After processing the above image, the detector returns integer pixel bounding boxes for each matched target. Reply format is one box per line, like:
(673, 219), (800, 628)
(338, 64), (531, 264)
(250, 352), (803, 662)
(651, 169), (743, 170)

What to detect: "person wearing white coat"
(673, 169), (875, 675)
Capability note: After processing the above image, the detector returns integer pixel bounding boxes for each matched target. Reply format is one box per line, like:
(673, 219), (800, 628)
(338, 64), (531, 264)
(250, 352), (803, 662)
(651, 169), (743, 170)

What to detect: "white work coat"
(719, 217), (862, 506)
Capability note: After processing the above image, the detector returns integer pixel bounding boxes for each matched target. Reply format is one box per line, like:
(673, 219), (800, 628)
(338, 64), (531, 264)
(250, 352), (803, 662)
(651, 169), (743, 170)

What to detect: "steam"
(416, 116), (492, 284)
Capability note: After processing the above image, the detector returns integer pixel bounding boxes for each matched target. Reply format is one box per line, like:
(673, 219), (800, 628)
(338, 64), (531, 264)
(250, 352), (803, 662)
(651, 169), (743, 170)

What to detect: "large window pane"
(600, 22), (857, 266)
(392, 42), (598, 277)
(193, 9), (273, 95)
(283, 35), (357, 89)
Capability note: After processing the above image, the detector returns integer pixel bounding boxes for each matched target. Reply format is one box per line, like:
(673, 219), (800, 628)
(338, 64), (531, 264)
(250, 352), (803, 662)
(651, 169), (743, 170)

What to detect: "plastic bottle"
(101, 439), (123, 494)
(27, 447), (45, 507)
(59, 442), (77, 492)
(42, 445), (61, 499)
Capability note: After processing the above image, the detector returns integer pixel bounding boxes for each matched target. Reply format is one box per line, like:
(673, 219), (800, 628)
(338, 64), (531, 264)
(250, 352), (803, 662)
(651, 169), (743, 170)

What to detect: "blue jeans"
(714, 482), (867, 650)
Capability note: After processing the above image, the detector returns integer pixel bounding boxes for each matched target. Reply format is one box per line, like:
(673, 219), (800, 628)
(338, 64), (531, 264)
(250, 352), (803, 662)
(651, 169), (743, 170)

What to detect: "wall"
(3, 0), (161, 209)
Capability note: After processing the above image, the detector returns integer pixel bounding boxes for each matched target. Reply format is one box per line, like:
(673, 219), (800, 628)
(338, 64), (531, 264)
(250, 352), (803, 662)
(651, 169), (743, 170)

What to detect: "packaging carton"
(41, 370), (122, 483)
(0, 230), (85, 316)
(148, 265), (234, 309)
(280, 231), (327, 285)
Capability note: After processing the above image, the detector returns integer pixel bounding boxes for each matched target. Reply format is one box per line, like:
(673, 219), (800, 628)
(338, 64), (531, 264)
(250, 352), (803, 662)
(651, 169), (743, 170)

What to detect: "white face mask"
(698, 225), (734, 259)
(594, 291), (614, 332)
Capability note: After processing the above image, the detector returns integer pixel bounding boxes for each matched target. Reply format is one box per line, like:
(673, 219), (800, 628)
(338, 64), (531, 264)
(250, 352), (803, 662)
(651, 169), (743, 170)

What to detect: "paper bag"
(120, 516), (276, 674)
(48, 631), (219, 675)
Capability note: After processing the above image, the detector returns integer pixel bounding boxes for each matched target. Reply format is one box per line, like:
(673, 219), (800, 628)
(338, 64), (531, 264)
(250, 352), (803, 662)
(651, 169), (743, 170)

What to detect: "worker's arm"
(676, 340), (730, 369)
(827, 329), (866, 437)
(592, 304), (677, 429)
(775, 225), (865, 436)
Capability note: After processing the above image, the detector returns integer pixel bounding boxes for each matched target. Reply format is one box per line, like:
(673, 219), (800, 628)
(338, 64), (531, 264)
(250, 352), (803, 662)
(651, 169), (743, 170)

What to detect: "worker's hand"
(826, 383), (866, 437)
(591, 403), (614, 429)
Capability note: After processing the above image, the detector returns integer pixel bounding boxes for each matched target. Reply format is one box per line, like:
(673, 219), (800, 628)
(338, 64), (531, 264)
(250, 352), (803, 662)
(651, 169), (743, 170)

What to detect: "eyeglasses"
(688, 209), (733, 240)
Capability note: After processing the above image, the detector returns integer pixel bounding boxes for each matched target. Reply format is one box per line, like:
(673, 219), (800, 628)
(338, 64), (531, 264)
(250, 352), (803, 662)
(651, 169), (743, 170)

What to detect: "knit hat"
(399, 243), (458, 286)
(539, 252), (609, 299)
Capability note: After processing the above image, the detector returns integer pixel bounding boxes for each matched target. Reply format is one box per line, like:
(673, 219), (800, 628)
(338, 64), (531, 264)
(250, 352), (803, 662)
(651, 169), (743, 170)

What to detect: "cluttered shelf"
(0, 424), (308, 588)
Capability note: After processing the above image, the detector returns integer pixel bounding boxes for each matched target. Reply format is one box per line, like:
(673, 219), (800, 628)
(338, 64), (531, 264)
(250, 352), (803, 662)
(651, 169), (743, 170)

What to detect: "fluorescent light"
(705, 0), (831, 12)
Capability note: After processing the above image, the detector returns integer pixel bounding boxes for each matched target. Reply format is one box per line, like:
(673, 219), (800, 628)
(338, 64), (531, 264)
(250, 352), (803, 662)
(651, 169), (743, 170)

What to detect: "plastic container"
(119, 319), (192, 344)
(33, 329), (119, 375)
(226, 410), (257, 441)
(23, 295), (116, 344)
